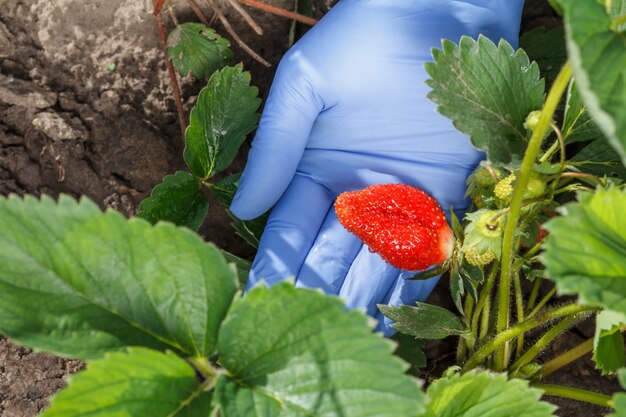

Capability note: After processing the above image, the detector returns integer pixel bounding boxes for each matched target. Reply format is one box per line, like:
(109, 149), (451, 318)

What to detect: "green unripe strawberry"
(471, 165), (497, 188)
(525, 172), (547, 199)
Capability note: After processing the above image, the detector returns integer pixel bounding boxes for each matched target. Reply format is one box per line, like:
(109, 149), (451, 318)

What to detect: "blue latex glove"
(231, 0), (524, 334)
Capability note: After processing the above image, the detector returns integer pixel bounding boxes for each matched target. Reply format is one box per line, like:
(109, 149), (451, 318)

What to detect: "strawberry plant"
(1, 0), (626, 415)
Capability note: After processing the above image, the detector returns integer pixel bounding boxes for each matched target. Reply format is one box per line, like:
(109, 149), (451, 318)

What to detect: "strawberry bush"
(1, 0), (626, 415)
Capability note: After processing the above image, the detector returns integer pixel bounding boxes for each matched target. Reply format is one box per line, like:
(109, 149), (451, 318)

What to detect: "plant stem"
(540, 338), (594, 378)
(533, 383), (612, 407)
(189, 357), (218, 380)
(612, 13), (626, 30)
(560, 172), (604, 186)
(511, 315), (583, 372)
(527, 288), (557, 319)
(494, 62), (573, 371)
(514, 270), (525, 358)
(526, 278), (543, 313)
(463, 303), (597, 372)
(471, 266), (498, 343)
(459, 296), (475, 358)
(480, 294), (491, 342)
(238, 0), (318, 25)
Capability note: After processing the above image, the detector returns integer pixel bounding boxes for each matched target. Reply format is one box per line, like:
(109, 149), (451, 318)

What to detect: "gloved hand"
(230, 0), (525, 334)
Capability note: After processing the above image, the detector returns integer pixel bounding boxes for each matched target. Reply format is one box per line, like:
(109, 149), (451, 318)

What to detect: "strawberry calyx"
(461, 209), (505, 267)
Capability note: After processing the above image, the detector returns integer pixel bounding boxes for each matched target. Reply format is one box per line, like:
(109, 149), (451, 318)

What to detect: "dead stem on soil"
(198, 0), (272, 66)
(153, 0), (187, 140)
(237, 0), (318, 26)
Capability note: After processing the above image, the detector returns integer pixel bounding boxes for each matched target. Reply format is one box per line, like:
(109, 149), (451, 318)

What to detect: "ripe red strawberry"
(335, 184), (454, 271)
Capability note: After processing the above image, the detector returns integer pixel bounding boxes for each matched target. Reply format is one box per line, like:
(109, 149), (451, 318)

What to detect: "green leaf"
(210, 172), (241, 206)
(378, 302), (466, 340)
(41, 348), (213, 417)
(562, 81), (605, 143)
(609, 0), (626, 31)
(425, 36), (545, 165)
(609, 369), (626, 417)
(548, 0), (564, 15)
(215, 282), (427, 417)
(542, 188), (626, 313)
(0, 195), (238, 359)
(221, 250), (250, 288)
(425, 371), (557, 417)
(230, 213), (269, 249)
(390, 333), (427, 375)
(450, 262), (465, 313)
(137, 171), (209, 231)
(167, 22), (233, 79)
(571, 137), (626, 179)
(560, 0), (626, 165)
(520, 27), (567, 83)
(594, 310), (626, 374)
(210, 173), (269, 249)
(184, 65), (261, 180)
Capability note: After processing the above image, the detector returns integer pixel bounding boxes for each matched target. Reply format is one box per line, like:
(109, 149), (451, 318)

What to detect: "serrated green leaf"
(210, 172), (241, 206)
(520, 27), (567, 83)
(542, 188), (626, 313)
(230, 213), (268, 249)
(425, 371), (557, 417)
(390, 333), (427, 374)
(425, 36), (545, 165)
(609, 368), (626, 416)
(548, 0), (564, 15)
(0, 195), (238, 359)
(221, 250), (250, 288)
(463, 276), (479, 302)
(215, 282), (427, 417)
(138, 171), (208, 231)
(167, 22), (233, 79)
(562, 81), (605, 143)
(450, 262), (465, 313)
(41, 348), (213, 417)
(184, 65), (261, 180)
(560, 0), (626, 165)
(210, 173), (269, 249)
(610, 0), (626, 31)
(594, 310), (626, 374)
(571, 136), (626, 179)
(378, 302), (466, 340)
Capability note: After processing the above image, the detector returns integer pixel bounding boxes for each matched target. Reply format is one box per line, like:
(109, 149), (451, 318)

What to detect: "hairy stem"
(480, 293), (492, 343)
(470, 266), (498, 346)
(511, 315), (584, 372)
(540, 338), (594, 378)
(513, 272), (525, 353)
(494, 62), (573, 371)
(189, 357), (218, 380)
(527, 288), (558, 319)
(533, 383), (612, 407)
(526, 277), (543, 313)
(459, 296), (475, 359)
(463, 303), (597, 372)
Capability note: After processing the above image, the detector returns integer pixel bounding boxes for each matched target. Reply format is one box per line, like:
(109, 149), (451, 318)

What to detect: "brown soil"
(0, 0), (620, 416)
